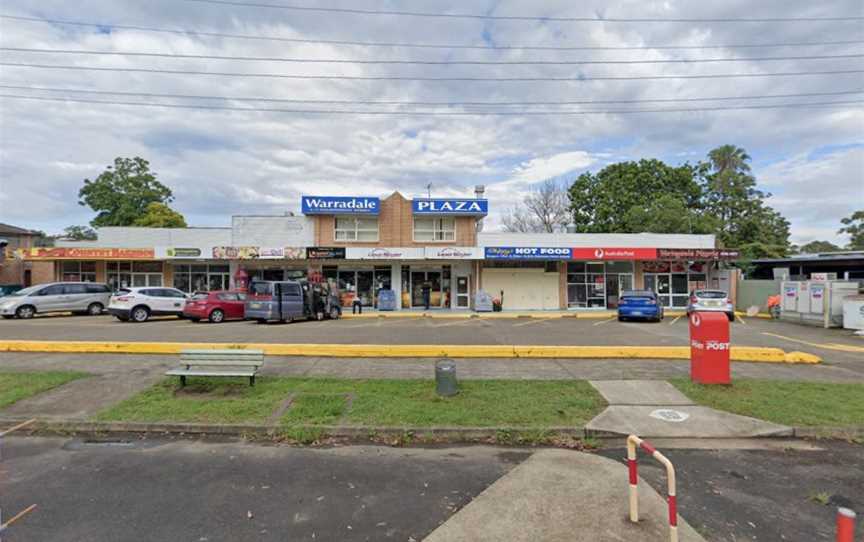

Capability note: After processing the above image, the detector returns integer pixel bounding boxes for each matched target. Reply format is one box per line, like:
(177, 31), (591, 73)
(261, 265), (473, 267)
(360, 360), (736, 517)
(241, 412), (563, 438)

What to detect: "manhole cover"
(649, 409), (690, 423)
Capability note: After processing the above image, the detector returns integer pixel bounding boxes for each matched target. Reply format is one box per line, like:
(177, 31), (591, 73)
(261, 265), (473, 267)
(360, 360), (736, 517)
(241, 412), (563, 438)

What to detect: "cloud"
(0, 0), (861, 240)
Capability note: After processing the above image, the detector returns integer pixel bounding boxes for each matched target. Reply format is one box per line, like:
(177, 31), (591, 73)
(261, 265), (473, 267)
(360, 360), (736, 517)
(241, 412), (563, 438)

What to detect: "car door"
(164, 289), (187, 314)
(283, 283), (304, 318)
(62, 283), (90, 311)
(218, 293), (243, 319)
(33, 284), (66, 312)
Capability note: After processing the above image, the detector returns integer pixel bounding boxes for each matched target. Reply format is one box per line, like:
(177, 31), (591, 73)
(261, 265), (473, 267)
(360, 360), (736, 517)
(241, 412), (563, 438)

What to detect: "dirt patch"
(172, 385), (247, 399)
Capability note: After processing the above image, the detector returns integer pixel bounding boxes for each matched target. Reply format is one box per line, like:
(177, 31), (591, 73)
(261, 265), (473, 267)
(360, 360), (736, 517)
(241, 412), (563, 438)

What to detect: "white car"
(109, 287), (189, 322)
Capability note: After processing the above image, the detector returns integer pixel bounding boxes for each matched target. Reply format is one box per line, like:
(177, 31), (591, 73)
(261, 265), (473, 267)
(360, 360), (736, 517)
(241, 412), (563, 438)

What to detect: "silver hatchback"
(0, 282), (112, 319)
(686, 289), (735, 321)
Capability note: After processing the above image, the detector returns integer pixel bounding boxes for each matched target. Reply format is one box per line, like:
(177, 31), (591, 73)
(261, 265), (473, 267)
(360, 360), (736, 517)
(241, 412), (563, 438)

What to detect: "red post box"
(689, 311), (731, 384)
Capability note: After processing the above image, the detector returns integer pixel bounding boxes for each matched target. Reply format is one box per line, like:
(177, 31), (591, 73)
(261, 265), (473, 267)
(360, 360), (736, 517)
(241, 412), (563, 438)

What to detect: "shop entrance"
(411, 270), (442, 308)
(644, 273), (689, 308)
(338, 270), (374, 307)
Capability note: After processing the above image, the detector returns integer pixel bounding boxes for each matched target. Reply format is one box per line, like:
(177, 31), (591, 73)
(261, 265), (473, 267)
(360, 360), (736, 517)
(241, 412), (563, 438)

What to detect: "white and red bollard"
(627, 435), (678, 542)
(837, 507), (856, 542)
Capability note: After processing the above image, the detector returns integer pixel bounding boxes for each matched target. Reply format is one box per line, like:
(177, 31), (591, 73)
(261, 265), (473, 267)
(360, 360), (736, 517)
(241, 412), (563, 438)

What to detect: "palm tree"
(708, 145), (751, 176)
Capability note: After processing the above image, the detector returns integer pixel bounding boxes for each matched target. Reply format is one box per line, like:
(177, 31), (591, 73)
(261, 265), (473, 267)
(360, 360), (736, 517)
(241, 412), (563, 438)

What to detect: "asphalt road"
(599, 441), (864, 542)
(1, 437), (525, 542)
(1, 313), (862, 365)
(4, 437), (861, 542)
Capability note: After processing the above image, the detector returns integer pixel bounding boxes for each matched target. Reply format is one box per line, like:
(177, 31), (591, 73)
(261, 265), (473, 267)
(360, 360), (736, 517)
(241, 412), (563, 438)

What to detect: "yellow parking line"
(592, 317), (617, 326)
(762, 332), (864, 353)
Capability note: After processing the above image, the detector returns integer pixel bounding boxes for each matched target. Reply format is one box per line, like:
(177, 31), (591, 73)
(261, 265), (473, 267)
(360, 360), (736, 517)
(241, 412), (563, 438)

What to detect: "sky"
(0, 0), (862, 246)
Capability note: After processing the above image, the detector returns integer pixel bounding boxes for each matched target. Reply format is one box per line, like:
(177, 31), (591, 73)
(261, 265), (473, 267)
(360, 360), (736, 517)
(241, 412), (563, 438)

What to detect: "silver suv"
(0, 282), (112, 319)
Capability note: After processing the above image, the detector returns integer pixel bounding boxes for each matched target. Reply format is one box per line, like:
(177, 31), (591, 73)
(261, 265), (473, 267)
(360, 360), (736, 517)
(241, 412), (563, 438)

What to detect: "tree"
(568, 159), (703, 233)
(133, 202), (188, 228)
(622, 194), (717, 234)
(838, 210), (864, 250)
(502, 179), (570, 233)
(795, 240), (842, 254)
(79, 157), (177, 227)
(701, 145), (791, 259)
(61, 225), (97, 241)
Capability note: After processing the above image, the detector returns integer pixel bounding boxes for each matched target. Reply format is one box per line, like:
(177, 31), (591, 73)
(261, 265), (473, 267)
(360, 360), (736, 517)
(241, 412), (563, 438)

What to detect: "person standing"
(421, 281), (432, 310)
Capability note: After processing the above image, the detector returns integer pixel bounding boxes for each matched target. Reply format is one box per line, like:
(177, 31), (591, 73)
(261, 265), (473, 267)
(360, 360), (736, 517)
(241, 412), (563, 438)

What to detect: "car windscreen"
(191, 293), (209, 300)
(7, 285), (41, 296)
(695, 291), (727, 299)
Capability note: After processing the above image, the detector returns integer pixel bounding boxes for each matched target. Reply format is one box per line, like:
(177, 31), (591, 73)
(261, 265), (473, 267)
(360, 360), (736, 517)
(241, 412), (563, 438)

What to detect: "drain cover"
(649, 409), (690, 423)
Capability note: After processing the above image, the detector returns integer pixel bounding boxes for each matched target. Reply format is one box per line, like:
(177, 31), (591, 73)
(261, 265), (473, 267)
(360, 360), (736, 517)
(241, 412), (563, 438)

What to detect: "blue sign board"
(412, 199), (488, 216)
(485, 247), (572, 260)
(301, 196), (380, 215)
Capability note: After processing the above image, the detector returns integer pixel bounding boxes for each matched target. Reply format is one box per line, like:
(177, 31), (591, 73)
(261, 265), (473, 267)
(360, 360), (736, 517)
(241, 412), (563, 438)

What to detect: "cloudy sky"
(0, 0), (862, 246)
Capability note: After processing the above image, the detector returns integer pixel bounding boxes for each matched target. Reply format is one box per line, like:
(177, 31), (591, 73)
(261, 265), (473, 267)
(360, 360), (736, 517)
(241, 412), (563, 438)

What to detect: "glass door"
(587, 263), (606, 308)
(656, 274), (672, 307)
(356, 271), (374, 306)
(411, 270), (443, 308)
(455, 276), (470, 308)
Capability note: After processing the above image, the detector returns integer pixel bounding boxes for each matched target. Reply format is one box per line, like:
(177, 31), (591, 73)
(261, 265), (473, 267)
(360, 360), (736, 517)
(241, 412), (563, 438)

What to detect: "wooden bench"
(166, 349), (265, 387)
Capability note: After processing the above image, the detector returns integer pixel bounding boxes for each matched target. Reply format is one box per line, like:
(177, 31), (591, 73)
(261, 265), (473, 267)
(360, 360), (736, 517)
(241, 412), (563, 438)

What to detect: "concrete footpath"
(424, 449), (705, 541)
(586, 380), (791, 438)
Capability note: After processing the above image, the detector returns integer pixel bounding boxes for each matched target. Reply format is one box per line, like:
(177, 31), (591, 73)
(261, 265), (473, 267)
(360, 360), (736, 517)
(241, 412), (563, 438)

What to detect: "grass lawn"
(0, 371), (89, 409)
(671, 379), (864, 427)
(97, 377), (606, 428)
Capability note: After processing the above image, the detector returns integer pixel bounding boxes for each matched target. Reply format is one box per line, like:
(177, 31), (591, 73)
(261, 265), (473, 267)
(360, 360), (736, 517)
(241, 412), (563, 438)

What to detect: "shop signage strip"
(412, 199), (488, 216)
(306, 246), (346, 259)
(301, 195), (380, 215)
(484, 247), (572, 260)
(346, 247), (425, 260)
(657, 248), (740, 260)
(20, 247), (155, 260)
(211, 246), (303, 259)
(571, 247), (658, 260)
(424, 246), (483, 259)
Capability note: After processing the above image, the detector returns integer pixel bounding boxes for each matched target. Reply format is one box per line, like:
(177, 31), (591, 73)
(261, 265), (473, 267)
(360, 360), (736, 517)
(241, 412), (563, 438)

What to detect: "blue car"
(617, 290), (664, 322)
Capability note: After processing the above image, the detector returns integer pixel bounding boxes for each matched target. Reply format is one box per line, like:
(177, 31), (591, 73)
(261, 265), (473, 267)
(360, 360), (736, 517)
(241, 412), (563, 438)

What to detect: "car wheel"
(209, 309), (225, 323)
(131, 306), (150, 323)
(15, 305), (35, 319)
(87, 302), (104, 316)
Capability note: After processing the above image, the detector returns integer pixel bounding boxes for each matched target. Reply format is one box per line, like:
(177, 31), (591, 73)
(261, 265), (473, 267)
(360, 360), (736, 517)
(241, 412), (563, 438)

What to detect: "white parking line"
(512, 318), (549, 327)
(592, 317), (617, 326)
(669, 315), (682, 325)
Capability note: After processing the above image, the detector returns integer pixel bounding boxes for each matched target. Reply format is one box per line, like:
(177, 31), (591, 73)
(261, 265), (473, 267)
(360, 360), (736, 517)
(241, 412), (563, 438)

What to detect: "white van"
(0, 282), (112, 319)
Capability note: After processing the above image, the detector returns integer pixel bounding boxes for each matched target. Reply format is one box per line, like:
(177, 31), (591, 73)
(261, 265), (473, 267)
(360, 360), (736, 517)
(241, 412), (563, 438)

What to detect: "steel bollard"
(435, 360), (458, 397)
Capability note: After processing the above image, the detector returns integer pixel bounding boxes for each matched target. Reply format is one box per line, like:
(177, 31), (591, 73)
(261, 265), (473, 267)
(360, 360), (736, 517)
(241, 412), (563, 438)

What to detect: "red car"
(182, 291), (246, 323)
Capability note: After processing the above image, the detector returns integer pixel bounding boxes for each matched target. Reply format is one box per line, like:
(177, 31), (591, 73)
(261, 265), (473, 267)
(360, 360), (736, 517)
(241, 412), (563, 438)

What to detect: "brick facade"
(313, 192), (478, 247)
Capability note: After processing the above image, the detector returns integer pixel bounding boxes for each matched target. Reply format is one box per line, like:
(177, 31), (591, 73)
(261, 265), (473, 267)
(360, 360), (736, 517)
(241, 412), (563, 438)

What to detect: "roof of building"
(477, 232), (716, 249)
(0, 223), (40, 236)
(752, 251), (864, 264)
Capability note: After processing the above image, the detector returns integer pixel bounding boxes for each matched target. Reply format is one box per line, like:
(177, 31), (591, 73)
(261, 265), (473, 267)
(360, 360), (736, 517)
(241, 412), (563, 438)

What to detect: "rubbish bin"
(474, 290), (493, 312)
(377, 289), (397, 311)
(689, 311), (731, 384)
(435, 360), (458, 396)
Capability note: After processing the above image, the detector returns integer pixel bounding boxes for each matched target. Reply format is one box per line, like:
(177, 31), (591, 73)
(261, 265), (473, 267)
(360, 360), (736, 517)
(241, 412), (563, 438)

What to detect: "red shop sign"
(570, 247), (658, 260)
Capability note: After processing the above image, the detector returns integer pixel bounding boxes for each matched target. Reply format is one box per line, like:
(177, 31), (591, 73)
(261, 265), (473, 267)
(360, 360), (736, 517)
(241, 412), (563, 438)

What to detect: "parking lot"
(1, 313), (862, 365)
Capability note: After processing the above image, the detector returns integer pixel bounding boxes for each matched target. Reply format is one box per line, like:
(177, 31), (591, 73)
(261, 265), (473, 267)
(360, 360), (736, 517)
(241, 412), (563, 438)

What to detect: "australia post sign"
(412, 199), (488, 216)
(301, 196), (380, 215)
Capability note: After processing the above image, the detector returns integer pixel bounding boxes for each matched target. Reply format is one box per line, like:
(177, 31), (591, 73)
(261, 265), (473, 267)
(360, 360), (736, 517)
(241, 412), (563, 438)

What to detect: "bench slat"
(166, 369), (257, 377)
(178, 360), (263, 367)
(181, 349), (264, 356)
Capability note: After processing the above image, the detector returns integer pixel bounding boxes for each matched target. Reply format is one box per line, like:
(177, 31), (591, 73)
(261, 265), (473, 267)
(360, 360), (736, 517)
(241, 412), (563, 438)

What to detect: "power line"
(3, 84), (862, 107)
(2, 93), (861, 115)
(4, 47), (863, 66)
(4, 14), (863, 52)
(180, 0), (864, 23)
(3, 62), (863, 82)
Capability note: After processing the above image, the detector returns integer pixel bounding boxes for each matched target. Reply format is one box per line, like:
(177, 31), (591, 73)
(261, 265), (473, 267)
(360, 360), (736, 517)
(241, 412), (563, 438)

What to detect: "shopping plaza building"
(15, 192), (739, 311)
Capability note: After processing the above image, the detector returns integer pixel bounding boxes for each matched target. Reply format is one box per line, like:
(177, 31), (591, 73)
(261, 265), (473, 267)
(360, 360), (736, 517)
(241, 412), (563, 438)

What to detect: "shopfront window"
(643, 261), (708, 308)
(107, 261), (163, 291)
(335, 216), (379, 242)
(567, 262), (606, 308)
(61, 261), (97, 282)
(172, 264), (230, 293)
(413, 217), (455, 242)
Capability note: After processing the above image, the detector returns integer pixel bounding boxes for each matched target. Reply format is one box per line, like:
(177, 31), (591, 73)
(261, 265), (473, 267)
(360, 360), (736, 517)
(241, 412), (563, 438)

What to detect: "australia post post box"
(689, 311), (731, 384)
